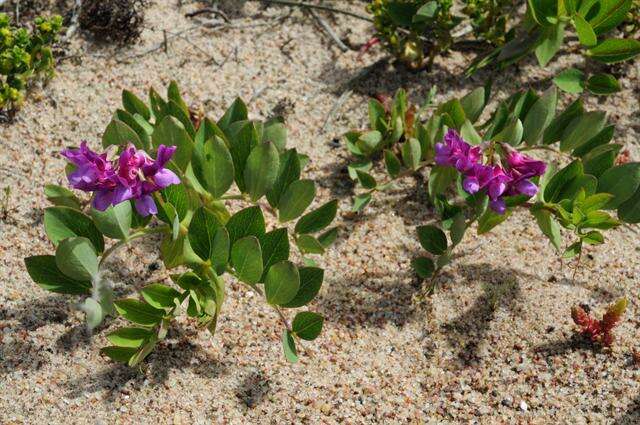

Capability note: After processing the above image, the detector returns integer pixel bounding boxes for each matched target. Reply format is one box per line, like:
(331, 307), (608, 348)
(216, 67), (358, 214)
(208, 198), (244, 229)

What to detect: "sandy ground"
(1, 1), (639, 423)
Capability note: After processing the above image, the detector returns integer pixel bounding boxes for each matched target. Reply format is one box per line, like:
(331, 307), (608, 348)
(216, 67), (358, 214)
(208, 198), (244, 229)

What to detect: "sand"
(1, 1), (639, 423)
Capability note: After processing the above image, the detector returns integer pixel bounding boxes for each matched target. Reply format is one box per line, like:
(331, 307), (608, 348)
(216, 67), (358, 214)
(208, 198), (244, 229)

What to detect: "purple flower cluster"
(435, 130), (546, 214)
(61, 142), (180, 216)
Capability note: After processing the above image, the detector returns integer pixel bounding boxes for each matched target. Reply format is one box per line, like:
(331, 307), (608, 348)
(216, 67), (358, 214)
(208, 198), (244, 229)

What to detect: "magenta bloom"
(61, 143), (180, 216)
(462, 164), (512, 214)
(435, 129), (482, 172)
(503, 150), (546, 198)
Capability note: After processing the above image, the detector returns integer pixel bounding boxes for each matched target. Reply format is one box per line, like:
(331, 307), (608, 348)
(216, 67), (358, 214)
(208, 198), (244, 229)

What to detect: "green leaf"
(618, 186), (640, 223)
(102, 119), (142, 149)
(149, 87), (168, 122)
(292, 312), (323, 341)
(295, 200), (337, 235)
(44, 207), (104, 253)
(413, 1), (438, 22)
(267, 149), (301, 208)
(282, 267), (323, 308)
(24, 255), (90, 294)
(317, 227), (338, 247)
(231, 236), (263, 284)
(437, 99), (466, 129)
(355, 170), (376, 189)
(560, 111), (606, 152)
(597, 163), (640, 208)
(573, 125), (615, 157)
(115, 109), (152, 150)
(55, 237), (98, 281)
(543, 99), (584, 144)
(244, 141), (280, 202)
(356, 131), (383, 156)
(544, 160), (582, 202)
(106, 327), (151, 348)
(152, 116), (194, 171)
(460, 120), (482, 145)
(122, 90), (150, 121)
(264, 260), (300, 306)
(582, 143), (621, 177)
(167, 80), (189, 117)
(563, 241), (582, 259)
(417, 225), (447, 255)
(573, 15), (597, 47)
(101, 346), (137, 363)
(189, 208), (229, 271)
(428, 165), (457, 198)
(522, 86), (557, 145)
(535, 23), (565, 66)
(493, 118), (523, 146)
(278, 179), (316, 222)
(384, 149), (402, 178)
(586, 73), (621, 95)
(90, 202), (132, 240)
(260, 228), (290, 272)
(44, 184), (81, 209)
(218, 98), (248, 135)
(531, 207), (562, 250)
(449, 213), (467, 246)
(352, 193), (371, 212)
(401, 138), (422, 170)
(587, 0), (633, 34)
(141, 284), (180, 310)
(282, 330), (298, 363)
(128, 335), (158, 367)
(412, 257), (435, 279)
(262, 118), (287, 152)
(160, 233), (202, 269)
(460, 86), (486, 123)
(477, 209), (510, 234)
(297, 234), (325, 254)
(528, 0), (559, 25)
(582, 230), (604, 245)
(586, 38), (640, 63)
(114, 299), (164, 326)
(192, 136), (235, 198)
(226, 206), (266, 246)
(553, 68), (584, 94)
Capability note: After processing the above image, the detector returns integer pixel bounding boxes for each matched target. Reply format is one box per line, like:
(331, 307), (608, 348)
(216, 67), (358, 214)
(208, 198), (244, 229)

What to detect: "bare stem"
(99, 225), (170, 268)
(256, 0), (373, 22)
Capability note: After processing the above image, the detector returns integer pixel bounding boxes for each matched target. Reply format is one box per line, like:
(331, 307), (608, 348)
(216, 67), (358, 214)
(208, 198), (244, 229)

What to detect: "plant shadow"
(234, 368), (271, 409)
(439, 263), (527, 367)
(64, 323), (227, 402)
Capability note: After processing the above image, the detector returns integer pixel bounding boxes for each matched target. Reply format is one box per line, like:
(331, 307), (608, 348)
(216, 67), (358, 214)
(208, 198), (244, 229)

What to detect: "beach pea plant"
(24, 82), (338, 366)
(366, 0), (514, 69)
(0, 13), (62, 112)
(468, 0), (640, 95)
(346, 85), (640, 290)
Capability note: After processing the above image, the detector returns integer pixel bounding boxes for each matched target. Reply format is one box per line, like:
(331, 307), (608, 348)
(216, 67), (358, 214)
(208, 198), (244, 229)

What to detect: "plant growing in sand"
(366, 0), (515, 69)
(572, 298), (627, 346)
(0, 13), (62, 113)
(345, 85), (640, 293)
(468, 0), (640, 95)
(79, 0), (148, 45)
(24, 82), (337, 365)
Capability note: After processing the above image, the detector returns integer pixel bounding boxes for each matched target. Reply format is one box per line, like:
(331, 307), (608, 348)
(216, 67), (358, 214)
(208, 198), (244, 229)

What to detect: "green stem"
(99, 225), (170, 268)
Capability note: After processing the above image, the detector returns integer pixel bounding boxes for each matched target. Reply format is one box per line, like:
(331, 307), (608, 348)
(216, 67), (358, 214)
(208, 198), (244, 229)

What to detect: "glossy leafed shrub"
(469, 0), (640, 94)
(367, 0), (513, 69)
(0, 13), (62, 111)
(24, 82), (338, 365)
(345, 85), (640, 288)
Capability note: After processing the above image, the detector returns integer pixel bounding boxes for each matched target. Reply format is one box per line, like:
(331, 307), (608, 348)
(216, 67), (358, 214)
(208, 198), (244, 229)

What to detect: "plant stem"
(256, 0), (373, 22)
(99, 225), (170, 268)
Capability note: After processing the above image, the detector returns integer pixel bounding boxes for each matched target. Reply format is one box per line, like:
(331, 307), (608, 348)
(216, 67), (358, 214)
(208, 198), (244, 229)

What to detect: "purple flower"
(61, 141), (117, 192)
(435, 129), (482, 172)
(62, 143), (180, 216)
(503, 150), (547, 198)
(461, 164), (512, 214)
